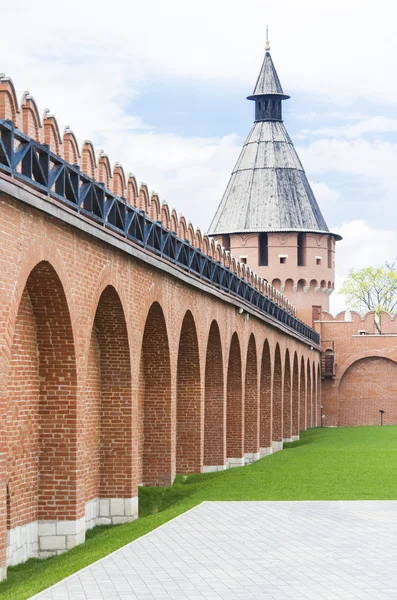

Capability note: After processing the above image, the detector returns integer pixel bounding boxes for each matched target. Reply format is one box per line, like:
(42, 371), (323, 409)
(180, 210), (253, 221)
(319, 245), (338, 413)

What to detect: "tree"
(339, 263), (397, 333)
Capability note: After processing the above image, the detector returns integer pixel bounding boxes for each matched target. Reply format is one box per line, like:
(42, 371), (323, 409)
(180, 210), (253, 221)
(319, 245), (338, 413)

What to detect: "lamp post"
(379, 409), (385, 426)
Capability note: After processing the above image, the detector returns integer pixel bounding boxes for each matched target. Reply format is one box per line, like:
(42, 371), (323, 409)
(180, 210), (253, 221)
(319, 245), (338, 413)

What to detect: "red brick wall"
(259, 341), (272, 448)
(318, 314), (397, 426)
(176, 312), (202, 474)
(7, 289), (39, 529)
(283, 351), (292, 439)
(204, 322), (225, 467)
(292, 355), (299, 436)
(244, 335), (259, 454)
(0, 180), (319, 575)
(227, 334), (243, 459)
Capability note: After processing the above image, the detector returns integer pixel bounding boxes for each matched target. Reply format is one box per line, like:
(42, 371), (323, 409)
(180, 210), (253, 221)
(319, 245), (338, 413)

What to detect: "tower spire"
(265, 26), (270, 52)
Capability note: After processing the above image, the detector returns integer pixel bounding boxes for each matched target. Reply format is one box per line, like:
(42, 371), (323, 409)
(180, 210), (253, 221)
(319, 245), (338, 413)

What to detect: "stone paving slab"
(31, 501), (397, 599)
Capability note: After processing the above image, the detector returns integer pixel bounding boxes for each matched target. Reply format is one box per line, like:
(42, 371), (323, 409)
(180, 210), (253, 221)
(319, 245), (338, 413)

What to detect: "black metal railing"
(0, 118), (320, 345)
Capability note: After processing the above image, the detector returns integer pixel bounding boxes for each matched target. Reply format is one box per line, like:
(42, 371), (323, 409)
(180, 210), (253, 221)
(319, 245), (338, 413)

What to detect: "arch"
(244, 334), (259, 460)
(87, 286), (133, 504)
(204, 321), (225, 469)
(139, 302), (172, 486)
(6, 261), (77, 555)
(310, 279), (319, 291)
(339, 357), (397, 426)
(312, 362), (317, 426)
(272, 278), (281, 290)
(307, 359), (313, 428)
(139, 184), (150, 212)
(317, 363), (321, 427)
(320, 279), (327, 289)
(259, 339), (272, 452)
(176, 311), (202, 473)
(273, 344), (283, 444)
(283, 349), (292, 440)
(178, 216), (187, 240)
(227, 333), (243, 464)
(284, 278), (294, 294)
(297, 278), (306, 291)
(149, 194), (160, 220)
(299, 357), (306, 432)
(292, 353), (299, 437)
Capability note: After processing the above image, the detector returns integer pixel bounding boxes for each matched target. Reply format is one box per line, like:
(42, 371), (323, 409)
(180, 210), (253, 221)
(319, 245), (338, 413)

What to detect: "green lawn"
(3, 426), (397, 599)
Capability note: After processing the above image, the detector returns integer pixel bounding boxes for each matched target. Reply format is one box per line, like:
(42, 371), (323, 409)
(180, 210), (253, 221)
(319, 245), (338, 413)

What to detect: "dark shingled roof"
(247, 51), (290, 100)
(208, 50), (340, 239)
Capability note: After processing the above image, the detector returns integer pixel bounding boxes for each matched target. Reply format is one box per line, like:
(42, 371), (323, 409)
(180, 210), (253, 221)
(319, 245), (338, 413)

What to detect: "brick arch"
(273, 344), (283, 444)
(204, 320), (225, 470)
(176, 311), (201, 474)
(339, 356), (397, 426)
(7, 261), (78, 555)
(300, 356), (306, 432)
(260, 339), (272, 452)
(3, 238), (78, 384)
(139, 302), (172, 486)
(307, 358), (313, 428)
(244, 334), (259, 460)
(283, 349), (292, 440)
(292, 353), (299, 437)
(227, 333), (243, 465)
(87, 285), (133, 505)
(312, 362), (317, 426)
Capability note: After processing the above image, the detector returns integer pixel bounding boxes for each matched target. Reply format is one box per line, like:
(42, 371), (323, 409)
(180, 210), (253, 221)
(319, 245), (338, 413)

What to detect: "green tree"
(339, 263), (397, 333)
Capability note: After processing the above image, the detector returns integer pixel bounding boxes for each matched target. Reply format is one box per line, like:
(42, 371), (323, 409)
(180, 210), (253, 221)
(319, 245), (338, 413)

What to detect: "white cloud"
(313, 117), (397, 139)
(309, 181), (340, 205)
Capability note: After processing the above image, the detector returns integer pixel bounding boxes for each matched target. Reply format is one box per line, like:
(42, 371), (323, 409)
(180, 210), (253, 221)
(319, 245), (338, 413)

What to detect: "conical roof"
(208, 121), (331, 235)
(208, 49), (340, 239)
(247, 52), (290, 100)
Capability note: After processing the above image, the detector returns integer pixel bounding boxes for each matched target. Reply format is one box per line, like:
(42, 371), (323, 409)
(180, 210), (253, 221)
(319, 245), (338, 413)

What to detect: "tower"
(208, 37), (341, 325)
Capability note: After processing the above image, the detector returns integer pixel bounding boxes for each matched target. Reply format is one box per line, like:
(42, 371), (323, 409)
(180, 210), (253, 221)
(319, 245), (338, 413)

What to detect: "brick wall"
(0, 179), (319, 577)
(318, 313), (397, 426)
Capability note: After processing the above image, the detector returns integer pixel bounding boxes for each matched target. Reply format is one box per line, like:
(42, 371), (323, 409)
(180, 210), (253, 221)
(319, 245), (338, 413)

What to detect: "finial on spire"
(265, 26), (270, 52)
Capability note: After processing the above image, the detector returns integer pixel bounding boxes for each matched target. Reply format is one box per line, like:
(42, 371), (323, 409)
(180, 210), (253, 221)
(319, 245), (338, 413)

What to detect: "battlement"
(0, 75), (298, 319)
(318, 310), (397, 335)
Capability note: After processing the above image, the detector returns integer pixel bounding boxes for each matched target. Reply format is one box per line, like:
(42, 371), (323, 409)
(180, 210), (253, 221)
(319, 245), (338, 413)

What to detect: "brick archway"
(339, 357), (397, 426)
(292, 353), (299, 438)
(204, 321), (225, 471)
(7, 261), (77, 562)
(226, 333), (243, 466)
(307, 359), (312, 428)
(283, 349), (292, 441)
(176, 311), (201, 474)
(273, 344), (283, 445)
(300, 357), (306, 432)
(140, 302), (172, 487)
(89, 286), (133, 503)
(244, 334), (259, 461)
(260, 339), (272, 453)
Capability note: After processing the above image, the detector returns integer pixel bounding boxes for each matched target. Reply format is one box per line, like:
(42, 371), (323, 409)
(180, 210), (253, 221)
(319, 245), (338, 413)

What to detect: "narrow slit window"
(259, 232), (268, 266)
(297, 233), (306, 266)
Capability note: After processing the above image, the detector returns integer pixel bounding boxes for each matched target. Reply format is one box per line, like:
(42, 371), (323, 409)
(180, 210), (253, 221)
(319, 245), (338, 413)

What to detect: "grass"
(2, 426), (397, 599)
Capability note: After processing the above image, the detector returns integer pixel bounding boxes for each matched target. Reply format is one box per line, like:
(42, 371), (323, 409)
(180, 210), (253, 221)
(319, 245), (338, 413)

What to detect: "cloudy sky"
(2, 0), (397, 314)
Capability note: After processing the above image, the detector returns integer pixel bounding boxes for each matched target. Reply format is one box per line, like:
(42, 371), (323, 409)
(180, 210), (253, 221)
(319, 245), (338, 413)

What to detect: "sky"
(2, 0), (397, 314)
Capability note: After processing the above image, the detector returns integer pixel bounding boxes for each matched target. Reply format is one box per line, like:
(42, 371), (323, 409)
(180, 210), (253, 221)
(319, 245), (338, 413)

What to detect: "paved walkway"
(32, 501), (397, 600)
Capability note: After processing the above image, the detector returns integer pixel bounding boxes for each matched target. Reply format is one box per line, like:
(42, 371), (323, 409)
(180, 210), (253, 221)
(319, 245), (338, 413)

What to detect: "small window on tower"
(240, 257), (247, 264)
(297, 233), (306, 266)
(280, 256), (286, 264)
(316, 257), (322, 265)
(259, 232), (268, 266)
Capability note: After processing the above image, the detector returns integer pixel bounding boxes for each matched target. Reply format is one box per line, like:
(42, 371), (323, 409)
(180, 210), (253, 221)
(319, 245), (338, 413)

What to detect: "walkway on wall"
(32, 501), (397, 600)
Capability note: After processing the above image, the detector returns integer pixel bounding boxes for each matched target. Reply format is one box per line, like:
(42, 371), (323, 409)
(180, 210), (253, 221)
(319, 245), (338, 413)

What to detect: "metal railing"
(0, 118), (320, 345)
